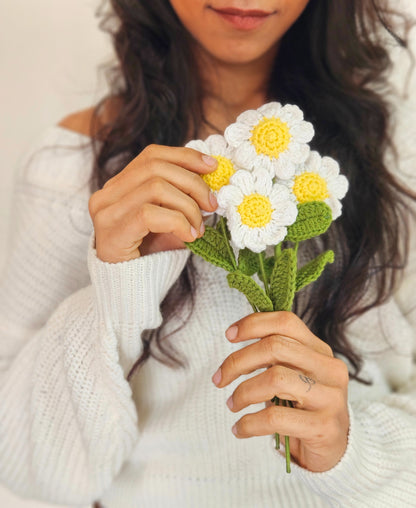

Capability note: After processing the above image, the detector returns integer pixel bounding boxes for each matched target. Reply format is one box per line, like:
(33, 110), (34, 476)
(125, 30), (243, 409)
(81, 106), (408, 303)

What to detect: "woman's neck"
(196, 45), (278, 138)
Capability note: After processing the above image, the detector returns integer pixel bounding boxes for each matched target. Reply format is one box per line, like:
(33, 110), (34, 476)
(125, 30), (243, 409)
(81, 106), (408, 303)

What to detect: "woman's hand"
(212, 311), (350, 473)
(88, 144), (218, 263)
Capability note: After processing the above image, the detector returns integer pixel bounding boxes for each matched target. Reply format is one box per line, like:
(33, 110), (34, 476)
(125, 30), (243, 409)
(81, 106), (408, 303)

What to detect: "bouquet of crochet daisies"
(185, 102), (348, 473)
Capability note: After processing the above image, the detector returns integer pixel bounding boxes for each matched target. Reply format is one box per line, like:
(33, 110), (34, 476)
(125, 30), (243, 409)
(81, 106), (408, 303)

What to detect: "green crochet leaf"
(285, 202), (332, 242)
(296, 250), (335, 292)
(185, 226), (235, 271)
(227, 271), (274, 312)
(269, 248), (297, 312)
(238, 248), (260, 276)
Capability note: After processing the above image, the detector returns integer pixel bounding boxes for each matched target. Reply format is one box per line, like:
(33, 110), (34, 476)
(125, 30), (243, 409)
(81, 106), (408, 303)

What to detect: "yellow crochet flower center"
(202, 155), (235, 191)
(292, 172), (330, 203)
(250, 117), (292, 158)
(238, 193), (273, 228)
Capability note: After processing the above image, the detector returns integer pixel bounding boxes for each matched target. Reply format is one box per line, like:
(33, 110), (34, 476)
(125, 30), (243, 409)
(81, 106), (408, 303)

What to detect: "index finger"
(225, 311), (333, 357)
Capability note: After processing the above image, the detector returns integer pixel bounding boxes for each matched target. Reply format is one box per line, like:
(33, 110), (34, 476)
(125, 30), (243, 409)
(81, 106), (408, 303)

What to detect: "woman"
(0, 0), (415, 506)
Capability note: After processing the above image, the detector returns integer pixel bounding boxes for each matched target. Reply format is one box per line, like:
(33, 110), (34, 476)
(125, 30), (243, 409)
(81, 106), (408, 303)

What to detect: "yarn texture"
(0, 125), (415, 507)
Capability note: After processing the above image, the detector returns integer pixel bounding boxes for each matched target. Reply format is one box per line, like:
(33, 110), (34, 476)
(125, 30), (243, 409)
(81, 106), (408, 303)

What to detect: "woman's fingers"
(214, 334), (349, 389)
(232, 403), (333, 441)
(93, 147), (218, 214)
(227, 364), (345, 412)
(225, 311), (333, 357)
(94, 203), (199, 262)
(107, 178), (206, 234)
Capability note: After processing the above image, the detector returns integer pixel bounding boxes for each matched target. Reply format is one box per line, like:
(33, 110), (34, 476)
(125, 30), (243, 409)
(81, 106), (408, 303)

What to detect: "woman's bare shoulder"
(58, 97), (121, 139)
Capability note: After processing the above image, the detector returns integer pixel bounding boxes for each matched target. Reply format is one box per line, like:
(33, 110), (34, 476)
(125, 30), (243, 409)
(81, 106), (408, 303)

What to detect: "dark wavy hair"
(88, 0), (415, 383)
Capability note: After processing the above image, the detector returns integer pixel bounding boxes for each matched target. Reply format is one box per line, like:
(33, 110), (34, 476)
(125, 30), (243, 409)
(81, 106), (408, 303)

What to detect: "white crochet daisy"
(186, 134), (237, 192)
(283, 151), (349, 220)
(216, 169), (298, 253)
(224, 102), (314, 179)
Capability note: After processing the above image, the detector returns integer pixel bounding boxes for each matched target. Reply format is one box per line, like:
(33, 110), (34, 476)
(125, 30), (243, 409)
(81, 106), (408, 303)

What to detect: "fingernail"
(225, 325), (238, 341)
(209, 191), (218, 209)
(226, 395), (234, 410)
(202, 155), (217, 167)
(232, 424), (238, 436)
(200, 222), (205, 235)
(191, 226), (198, 239)
(212, 368), (221, 386)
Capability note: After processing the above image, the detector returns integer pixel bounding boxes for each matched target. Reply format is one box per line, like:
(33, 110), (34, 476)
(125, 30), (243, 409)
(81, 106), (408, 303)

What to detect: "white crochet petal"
(330, 174), (349, 199)
(224, 122), (252, 146)
(243, 230), (266, 253)
(258, 154), (275, 174)
(185, 139), (208, 153)
(304, 151), (321, 173)
(326, 196), (342, 220)
(205, 134), (228, 154)
(261, 225), (287, 245)
(289, 122), (314, 143)
(320, 156), (340, 178)
(286, 142), (310, 164)
(274, 156), (296, 180)
(271, 201), (298, 226)
(234, 141), (256, 168)
(279, 104), (304, 123)
(269, 184), (292, 203)
(229, 170), (255, 195)
(257, 102), (282, 117)
(217, 186), (243, 208)
(253, 169), (273, 195)
(236, 109), (263, 125)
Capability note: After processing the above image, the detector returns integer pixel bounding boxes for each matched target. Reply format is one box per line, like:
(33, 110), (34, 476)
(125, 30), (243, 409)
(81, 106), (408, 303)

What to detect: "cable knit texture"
(0, 116), (415, 508)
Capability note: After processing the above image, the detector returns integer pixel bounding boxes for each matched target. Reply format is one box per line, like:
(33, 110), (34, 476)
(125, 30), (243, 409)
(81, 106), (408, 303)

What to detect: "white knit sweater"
(0, 121), (415, 508)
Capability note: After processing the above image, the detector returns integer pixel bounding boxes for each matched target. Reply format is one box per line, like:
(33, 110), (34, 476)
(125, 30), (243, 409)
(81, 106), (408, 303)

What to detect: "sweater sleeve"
(0, 132), (191, 506)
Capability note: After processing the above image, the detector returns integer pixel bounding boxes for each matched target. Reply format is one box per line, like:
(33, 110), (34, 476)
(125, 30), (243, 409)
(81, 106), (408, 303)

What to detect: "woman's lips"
(210, 7), (276, 31)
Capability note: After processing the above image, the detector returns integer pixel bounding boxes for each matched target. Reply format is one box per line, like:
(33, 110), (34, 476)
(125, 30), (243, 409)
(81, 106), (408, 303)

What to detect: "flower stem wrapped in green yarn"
(185, 101), (348, 474)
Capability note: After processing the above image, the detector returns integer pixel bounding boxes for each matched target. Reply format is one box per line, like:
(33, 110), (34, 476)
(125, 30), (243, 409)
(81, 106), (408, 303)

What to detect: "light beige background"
(0, 1), (111, 506)
(0, 1), (415, 508)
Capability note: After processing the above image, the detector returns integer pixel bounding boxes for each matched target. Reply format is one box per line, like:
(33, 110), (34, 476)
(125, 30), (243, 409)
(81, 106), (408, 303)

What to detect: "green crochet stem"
(218, 217), (237, 271)
(185, 205), (336, 475)
(283, 400), (291, 473)
(258, 253), (270, 297)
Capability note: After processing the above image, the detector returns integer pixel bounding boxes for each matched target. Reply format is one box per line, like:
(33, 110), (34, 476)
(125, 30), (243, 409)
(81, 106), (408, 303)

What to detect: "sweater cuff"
(290, 402), (379, 504)
(87, 233), (191, 373)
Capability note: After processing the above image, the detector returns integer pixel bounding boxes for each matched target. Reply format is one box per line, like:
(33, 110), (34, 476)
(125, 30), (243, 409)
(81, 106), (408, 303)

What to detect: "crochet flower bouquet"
(185, 102), (348, 473)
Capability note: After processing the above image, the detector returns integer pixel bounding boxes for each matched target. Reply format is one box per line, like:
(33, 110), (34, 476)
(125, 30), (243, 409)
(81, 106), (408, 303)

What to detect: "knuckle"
(333, 358), (349, 386)
(93, 209), (109, 229)
(146, 157), (159, 175)
(190, 171), (203, 187)
(237, 415), (251, 436)
(148, 176), (166, 195)
(143, 143), (157, 156)
(137, 203), (151, 224)
(171, 210), (188, 234)
(263, 336), (280, 361)
(88, 191), (101, 218)
(277, 311), (295, 329)
(265, 407), (279, 429)
(322, 342), (334, 357)
(224, 353), (239, 376)
(190, 198), (202, 218)
(268, 365), (285, 387)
